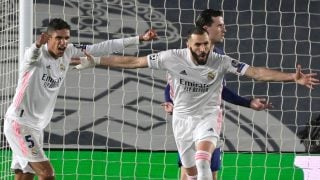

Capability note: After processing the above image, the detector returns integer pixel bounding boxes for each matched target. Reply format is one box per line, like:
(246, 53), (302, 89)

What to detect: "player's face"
(187, 33), (211, 65)
(47, 29), (70, 59)
(204, 16), (226, 44)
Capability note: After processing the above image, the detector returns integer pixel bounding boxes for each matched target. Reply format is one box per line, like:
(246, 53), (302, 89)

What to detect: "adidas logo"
(207, 128), (214, 132)
(180, 70), (187, 75)
(46, 65), (51, 69)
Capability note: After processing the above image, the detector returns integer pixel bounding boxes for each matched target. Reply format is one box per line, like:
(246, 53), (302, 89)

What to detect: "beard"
(189, 47), (209, 65)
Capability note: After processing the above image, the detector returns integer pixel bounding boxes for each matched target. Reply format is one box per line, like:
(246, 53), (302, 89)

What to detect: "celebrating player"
(3, 18), (157, 180)
(75, 27), (318, 179)
(162, 9), (272, 180)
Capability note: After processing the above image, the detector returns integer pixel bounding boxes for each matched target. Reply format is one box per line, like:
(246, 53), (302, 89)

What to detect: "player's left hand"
(295, 64), (320, 89)
(73, 51), (100, 70)
(139, 29), (158, 41)
(250, 98), (273, 111)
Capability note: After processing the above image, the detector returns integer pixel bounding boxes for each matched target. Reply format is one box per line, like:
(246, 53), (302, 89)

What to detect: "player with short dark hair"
(3, 18), (157, 180)
(75, 26), (318, 179)
(162, 9), (273, 180)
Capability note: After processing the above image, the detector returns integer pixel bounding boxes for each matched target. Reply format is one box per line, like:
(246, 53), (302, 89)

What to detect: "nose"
(200, 44), (206, 52)
(60, 39), (68, 46)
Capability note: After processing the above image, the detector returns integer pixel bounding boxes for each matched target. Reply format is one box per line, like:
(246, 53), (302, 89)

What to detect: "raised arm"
(73, 29), (158, 57)
(24, 33), (50, 63)
(244, 65), (319, 89)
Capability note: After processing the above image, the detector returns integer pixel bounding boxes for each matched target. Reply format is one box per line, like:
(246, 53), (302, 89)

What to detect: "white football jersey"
(147, 48), (249, 115)
(5, 37), (139, 130)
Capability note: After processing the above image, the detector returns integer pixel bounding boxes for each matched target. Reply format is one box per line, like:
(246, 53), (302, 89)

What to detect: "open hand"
(295, 64), (320, 89)
(73, 51), (99, 70)
(250, 98), (273, 111)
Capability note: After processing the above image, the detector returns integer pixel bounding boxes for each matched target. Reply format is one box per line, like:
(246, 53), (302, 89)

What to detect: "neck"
(48, 50), (59, 59)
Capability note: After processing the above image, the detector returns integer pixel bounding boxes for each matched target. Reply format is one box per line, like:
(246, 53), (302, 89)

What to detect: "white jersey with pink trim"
(5, 37), (140, 130)
(147, 48), (249, 115)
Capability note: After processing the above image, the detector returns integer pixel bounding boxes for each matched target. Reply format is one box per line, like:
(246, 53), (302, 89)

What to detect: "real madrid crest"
(207, 71), (216, 80)
(60, 63), (65, 71)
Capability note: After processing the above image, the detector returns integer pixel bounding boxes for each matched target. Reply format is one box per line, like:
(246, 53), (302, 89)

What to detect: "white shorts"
(3, 117), (48, 173)
(172, 109), (222, 168)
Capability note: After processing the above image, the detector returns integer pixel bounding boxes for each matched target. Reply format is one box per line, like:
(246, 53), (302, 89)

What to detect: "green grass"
(0, 150), (304, 179)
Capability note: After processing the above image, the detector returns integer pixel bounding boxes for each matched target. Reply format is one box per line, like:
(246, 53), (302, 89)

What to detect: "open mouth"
(199, 53), (206, 59)
(58, 47), (66, 53)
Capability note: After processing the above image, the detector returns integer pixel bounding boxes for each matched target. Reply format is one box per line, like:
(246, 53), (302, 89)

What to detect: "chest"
(41, 58), (67, 78)
(169, 63), (222, 85)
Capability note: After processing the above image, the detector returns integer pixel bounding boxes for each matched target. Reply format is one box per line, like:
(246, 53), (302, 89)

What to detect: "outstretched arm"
(74, 29), (158, 57)
(73, 51), (149, 70)
(99, 55), (148, 69)
(244, 65), (319, 89)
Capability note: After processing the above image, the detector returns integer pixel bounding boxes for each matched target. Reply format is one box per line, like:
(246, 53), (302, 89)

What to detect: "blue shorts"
(177, 147), (221, 171)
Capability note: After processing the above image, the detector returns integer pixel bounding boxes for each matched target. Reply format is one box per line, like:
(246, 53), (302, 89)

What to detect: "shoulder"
(213, 47), (225, 55)
(156, 48), (187, 61)
(161, 48), (186, 55)
(65, 44), (81, 56)
(67, 43), (77, 51)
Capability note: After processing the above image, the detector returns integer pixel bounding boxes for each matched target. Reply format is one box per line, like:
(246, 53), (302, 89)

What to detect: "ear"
(203, 25), (208, 30)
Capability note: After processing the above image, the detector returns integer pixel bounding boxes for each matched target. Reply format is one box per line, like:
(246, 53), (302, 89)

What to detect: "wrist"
(138, 34), (144, 42)
(247, 98), (253, 108)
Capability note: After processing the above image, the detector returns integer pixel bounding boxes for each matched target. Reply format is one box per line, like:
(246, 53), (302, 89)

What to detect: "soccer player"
(3, 18), (157, 180)
(75, 27), (319, 179)
(161, 9), (272, 180)
(162, 82), (271, 180)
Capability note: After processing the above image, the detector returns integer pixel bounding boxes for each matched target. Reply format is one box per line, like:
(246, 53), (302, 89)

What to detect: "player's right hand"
(35, 32), (50, 48)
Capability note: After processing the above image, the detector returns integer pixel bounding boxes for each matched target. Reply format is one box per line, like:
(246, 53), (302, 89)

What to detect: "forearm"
(222, 87), (251, 108)
(99, 55), (147, 69)
(86, 36), (139, 57)
(25, 44), (41, 63)
(248, 67), (295, 82)
(164, 84), (173, 103)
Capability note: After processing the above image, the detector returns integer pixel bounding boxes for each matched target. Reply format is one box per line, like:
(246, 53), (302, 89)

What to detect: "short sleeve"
(223, 56), (249, 75)
(147, 49), (186, 71)
(147, 53), (161, 69)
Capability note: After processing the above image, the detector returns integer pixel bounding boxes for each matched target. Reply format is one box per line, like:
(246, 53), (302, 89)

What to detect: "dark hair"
(186, 27), (208, 40)
(47, 18), (71, 33)
(195, 9), (223, 28)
